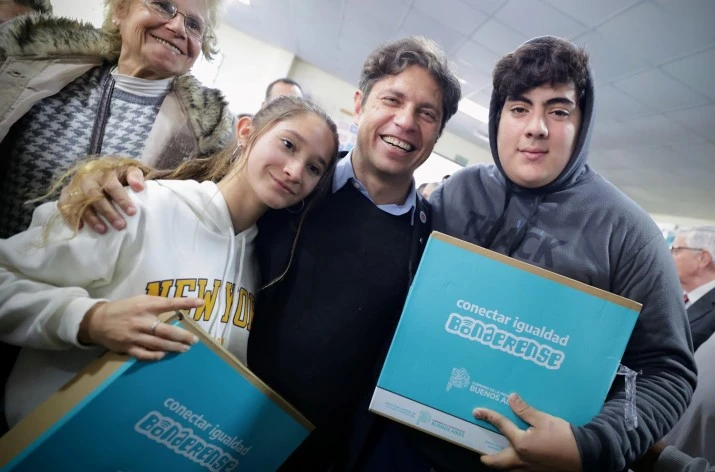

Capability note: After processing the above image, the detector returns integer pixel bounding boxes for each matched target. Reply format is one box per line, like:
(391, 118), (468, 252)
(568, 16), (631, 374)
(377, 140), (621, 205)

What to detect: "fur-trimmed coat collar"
(0, 14), (232, 157)
(0, 14), (120, 61)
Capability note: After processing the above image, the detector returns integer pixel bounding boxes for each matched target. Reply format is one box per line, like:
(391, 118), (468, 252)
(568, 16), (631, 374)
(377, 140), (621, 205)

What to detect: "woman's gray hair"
(102, 0), (222, 60)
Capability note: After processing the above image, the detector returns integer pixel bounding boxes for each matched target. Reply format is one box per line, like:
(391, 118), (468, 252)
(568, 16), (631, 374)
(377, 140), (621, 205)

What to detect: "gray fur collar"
(1, 14), (232, 156)
(0, 14), (120, 61)
(174, 73), (232, 156)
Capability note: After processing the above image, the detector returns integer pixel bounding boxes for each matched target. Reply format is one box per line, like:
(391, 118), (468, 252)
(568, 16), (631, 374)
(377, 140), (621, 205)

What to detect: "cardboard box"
(0, 312), (312, 471)
(369, 232), (641, 454)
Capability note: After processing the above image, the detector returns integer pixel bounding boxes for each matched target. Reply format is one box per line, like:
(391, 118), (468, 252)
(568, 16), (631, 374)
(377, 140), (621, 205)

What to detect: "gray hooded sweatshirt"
(429, 37), (697, 472)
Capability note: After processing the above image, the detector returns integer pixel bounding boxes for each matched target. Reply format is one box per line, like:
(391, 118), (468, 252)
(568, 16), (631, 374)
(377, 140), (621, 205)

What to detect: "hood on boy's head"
(487, 35), (596, 193)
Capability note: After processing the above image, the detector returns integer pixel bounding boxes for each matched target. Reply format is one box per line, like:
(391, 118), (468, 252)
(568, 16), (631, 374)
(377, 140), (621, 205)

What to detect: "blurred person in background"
(671, 226), (715, 350)
(0, 0), (51, 25)
(263, 77), (303, 104)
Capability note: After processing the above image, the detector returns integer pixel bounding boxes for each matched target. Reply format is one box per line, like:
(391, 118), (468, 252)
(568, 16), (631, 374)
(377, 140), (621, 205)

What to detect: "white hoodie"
(0, 180), (258, 426)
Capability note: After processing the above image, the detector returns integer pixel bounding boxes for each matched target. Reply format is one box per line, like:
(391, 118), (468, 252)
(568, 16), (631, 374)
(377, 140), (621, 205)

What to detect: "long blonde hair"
(53, 96), (339, 236)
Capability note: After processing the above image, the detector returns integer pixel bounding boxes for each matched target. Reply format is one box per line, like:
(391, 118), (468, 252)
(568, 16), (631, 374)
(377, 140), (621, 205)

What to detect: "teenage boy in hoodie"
(428, 36), (697, 472)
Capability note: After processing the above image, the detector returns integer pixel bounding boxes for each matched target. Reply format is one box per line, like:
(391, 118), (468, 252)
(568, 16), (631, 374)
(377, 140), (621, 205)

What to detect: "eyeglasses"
(141, 0), (209, 42)
(670, 246), (703, 255)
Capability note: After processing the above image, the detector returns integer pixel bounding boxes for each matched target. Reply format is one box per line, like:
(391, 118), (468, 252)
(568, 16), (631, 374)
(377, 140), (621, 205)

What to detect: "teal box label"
(370, 232), (640, 453)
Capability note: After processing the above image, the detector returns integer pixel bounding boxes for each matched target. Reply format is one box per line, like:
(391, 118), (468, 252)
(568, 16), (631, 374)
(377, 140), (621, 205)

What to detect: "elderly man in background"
(263, 77), (303, 103)
(671, 226), (715, 351)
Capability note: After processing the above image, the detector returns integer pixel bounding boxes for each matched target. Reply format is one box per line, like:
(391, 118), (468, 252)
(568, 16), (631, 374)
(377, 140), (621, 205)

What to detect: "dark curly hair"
(493, 36), (590, 109)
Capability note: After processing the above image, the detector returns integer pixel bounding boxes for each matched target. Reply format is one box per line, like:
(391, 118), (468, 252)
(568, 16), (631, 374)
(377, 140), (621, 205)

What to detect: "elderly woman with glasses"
(0, 0), (232, 238)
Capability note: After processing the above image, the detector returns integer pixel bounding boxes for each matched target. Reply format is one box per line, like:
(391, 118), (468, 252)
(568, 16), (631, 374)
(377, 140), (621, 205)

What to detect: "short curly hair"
(358, 36), (462, 135)
(493, 36), (590, 109)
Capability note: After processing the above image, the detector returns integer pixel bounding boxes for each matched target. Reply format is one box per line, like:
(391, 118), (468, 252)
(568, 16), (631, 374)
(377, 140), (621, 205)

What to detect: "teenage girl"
(0, 96), (340, 427)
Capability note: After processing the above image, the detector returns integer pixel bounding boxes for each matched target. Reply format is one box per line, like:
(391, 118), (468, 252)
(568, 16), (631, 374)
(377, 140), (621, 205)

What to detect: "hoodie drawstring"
(507, 194), (542, 257)
(483, 184), (513, 248)
(482, 183), (544, 257)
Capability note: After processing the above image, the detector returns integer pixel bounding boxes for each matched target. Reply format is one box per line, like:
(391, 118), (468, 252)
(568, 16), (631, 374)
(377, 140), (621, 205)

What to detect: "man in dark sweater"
(249, 36), (461, 469)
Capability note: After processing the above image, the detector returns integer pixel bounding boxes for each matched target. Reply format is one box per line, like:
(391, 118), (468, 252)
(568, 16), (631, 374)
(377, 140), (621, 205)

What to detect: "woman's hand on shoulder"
(78, 295), (204, 361)
(59, 165), (146, 234)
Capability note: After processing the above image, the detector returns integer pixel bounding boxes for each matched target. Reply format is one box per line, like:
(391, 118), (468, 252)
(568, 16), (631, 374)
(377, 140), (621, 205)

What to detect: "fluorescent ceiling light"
(237, 0), (250, 5)
(458, 99), (489, 124)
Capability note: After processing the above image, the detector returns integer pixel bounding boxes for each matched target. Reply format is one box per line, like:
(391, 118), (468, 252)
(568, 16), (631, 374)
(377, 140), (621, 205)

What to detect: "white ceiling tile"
(458, 0), (509, 15)
(661, 47), (715, 101)
(452, 63), (491, 96)
(651, 0), (715, 46)
(471, 18), (529, 55)
(589, 149), (636, 173)
(612, 68), (709, 113)
(571, 31), (650, 84)
(337, 37), (377, 64)
(623, 115), (703, 147)
(396, 9), (464, 53)
(413, 0), (488, 37)
(597, 1), (715, 64)
(467, 86), (494, 106)
(665, 104), (715, 142)
(596, 85), (657, 121)
(671, 141), (715, 168)
(590, 122), (639, 150)
(494, 0), (588, 40)
(339, 9), (395, 46)
(453, 40), (501, 75)
(297, 31), (340, 63)
(344, 0), (412, 21)
(543, 0), (640, 27)
(294, 10), (341, 45)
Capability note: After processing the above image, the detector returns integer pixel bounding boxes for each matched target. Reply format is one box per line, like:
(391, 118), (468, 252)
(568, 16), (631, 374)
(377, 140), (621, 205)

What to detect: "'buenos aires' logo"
(446, 367), (471, 391)
(416, 410), (432, 426)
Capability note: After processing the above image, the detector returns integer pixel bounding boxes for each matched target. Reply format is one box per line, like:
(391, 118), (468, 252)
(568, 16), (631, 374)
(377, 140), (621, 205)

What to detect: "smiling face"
(497, 82), (582, 189)
(351, 65), (443, 188)
(115, 0), (206, 79)
(243, 113), (336, 210)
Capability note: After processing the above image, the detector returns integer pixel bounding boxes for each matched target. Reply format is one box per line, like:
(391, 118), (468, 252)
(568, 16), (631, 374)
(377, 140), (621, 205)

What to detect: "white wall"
(51, 0), (103, 25)
(212, 27), (295, 115)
